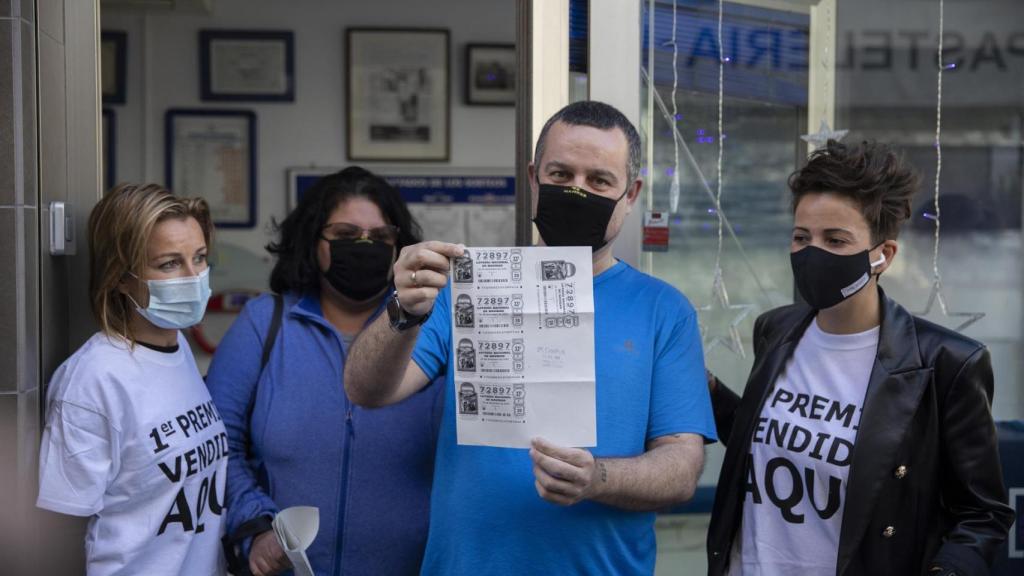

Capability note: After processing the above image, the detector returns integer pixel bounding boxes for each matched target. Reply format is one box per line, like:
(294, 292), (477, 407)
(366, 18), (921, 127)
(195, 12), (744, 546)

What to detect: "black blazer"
(707, 288), (1014, 576)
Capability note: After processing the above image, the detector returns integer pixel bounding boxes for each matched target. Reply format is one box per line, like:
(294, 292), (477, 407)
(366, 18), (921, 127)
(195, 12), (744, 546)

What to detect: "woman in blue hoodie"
(206, 167), (443, 576)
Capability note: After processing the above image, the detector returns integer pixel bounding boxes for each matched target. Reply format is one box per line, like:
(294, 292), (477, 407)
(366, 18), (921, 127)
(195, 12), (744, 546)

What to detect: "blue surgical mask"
(129, 268), (212, 330)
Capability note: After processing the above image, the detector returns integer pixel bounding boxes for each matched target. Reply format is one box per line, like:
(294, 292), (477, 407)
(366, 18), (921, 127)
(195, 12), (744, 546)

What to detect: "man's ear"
(624, 179), (643, 213)
(528, 163), (540, 218)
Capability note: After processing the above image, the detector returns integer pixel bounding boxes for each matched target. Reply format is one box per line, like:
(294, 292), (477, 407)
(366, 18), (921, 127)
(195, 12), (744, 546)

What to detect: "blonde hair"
(88, 183), (214, 343)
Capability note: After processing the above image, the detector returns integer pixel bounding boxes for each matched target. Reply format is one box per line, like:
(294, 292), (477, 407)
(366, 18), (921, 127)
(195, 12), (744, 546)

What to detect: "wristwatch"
(387, 289), (430, 332)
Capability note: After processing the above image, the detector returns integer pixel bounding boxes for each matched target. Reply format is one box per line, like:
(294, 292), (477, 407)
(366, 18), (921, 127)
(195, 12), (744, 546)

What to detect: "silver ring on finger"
(411, 270), (419, 287)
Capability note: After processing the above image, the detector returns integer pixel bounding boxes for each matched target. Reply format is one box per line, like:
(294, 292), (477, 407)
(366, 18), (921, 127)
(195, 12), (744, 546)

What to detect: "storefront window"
(643, 0), (1022, 423)
(640, 1), (1023, 571)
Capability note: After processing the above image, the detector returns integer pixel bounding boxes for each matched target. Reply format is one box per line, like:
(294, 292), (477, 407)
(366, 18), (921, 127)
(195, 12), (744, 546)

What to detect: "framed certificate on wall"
(200, 30), (295, 102)
(165, 109), (257, 228)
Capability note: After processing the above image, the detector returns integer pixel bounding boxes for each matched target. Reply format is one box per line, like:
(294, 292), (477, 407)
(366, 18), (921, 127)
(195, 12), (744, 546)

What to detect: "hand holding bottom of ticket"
(529, 437), (598, 506)
(393, 241), (465, 317)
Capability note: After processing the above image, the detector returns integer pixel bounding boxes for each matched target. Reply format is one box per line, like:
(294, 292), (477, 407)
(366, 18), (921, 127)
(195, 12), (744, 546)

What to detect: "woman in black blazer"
(707, 140), (1014, 576)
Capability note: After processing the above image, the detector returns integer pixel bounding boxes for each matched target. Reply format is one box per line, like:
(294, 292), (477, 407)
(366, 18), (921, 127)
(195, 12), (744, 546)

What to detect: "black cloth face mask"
(532, 183), (629, 251)
(790, 244), (886, 310)
(324, 239), (395, 302)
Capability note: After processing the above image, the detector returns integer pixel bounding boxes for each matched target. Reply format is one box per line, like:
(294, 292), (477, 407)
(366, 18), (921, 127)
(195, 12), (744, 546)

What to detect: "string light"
(715, 0), (725, 275)
(697, 0), (755, 359)
(668, 0), (681, 213)
(933, 0), (944, 288)
(915, 0), (984, 331)
(642, 65), (772, 302)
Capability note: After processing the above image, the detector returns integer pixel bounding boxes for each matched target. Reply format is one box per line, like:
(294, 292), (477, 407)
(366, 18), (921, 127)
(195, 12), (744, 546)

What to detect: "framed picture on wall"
(200, 30), (295, 102)
(346, 28), (450, 161)
(101, 31), (127, 104)
(102, 109), (115, 191)
(165, 109), (257, 228)
(465, 44), (515, 106)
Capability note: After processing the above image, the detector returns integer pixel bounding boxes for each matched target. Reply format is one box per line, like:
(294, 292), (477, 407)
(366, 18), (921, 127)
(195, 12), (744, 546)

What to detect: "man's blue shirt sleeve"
(411, 284), (452, 381)
(648, 296), (718, 443)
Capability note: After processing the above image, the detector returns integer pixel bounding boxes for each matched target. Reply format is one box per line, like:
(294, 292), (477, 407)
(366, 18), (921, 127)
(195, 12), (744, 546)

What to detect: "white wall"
(101, 0), (516, 291)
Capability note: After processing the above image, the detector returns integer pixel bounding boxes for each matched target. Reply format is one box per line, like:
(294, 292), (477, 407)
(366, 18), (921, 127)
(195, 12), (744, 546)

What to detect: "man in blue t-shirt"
(345, 101), (717, 575)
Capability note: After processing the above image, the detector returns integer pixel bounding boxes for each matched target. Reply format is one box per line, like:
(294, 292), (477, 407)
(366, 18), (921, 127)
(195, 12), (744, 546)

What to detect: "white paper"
(271, 506), (319, 576)
(171, 115), (251, 224)
(407, 204), (467, 246)
(210, 40), (288, 95)
(450, 246), (595, 448)
(465, 204), (516, 247)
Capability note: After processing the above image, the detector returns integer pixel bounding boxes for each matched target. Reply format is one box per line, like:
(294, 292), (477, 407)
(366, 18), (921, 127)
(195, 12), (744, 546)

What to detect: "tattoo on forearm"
(598, 461), (608, 483)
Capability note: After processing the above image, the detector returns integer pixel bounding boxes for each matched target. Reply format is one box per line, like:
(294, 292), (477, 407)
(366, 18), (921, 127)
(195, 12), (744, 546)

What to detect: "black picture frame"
(102, 108), (115, 191)
(465, 43), (516, 106)
(101, 31), (127, 105)
(346, 28), (450, 162)
(200, 30), (295, 102)
(165, 108), (257, 228)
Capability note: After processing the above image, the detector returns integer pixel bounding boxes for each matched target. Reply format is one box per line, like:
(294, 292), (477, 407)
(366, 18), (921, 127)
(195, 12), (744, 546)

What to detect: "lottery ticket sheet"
(450, 246), (595, 448)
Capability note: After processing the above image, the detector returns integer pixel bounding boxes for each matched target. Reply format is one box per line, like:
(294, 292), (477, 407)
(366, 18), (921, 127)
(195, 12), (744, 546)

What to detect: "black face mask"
(324, 239), (395, 302)
(532, 184), (628, 252)
(790, 244), (886, 310)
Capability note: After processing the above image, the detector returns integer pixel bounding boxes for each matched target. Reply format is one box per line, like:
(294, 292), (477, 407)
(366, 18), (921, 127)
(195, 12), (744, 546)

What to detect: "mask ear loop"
(125, 292), (145, 312)
(123, 271), (148, 312)
(615, 181), (635, 203)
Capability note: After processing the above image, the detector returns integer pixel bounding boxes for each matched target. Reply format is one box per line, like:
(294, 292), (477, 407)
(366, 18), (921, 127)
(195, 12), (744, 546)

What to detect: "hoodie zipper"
(333, 406), (354, 576)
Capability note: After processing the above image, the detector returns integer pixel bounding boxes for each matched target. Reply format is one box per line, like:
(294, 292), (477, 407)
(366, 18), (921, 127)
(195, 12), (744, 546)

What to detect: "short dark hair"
(533, 100), (642, 185)
(788, 140), (921, 243)
(267, 166), (422, 295)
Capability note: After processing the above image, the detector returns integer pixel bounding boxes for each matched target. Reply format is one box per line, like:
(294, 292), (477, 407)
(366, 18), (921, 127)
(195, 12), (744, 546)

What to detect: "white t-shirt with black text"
(37, 332), (227, 576)
(728, 318), (879, 576)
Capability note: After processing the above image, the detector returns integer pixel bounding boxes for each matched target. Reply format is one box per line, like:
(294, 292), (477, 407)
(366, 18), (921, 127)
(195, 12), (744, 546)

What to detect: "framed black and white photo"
(102, 109), (115, 191)
(346, 28), (450, 161)
(465, 43), (515, 106)
(165, 109), (257, 228)
(101, 31), (127, 104)
(200, 30), (295, 102)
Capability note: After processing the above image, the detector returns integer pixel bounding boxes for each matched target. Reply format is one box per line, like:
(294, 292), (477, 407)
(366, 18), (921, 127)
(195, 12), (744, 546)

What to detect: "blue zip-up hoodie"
(206, 292), (443, 575)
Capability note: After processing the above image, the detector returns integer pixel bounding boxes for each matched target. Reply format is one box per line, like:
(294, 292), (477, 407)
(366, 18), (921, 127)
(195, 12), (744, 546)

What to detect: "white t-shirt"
(728, 318), (879, 576)
(37, 332), (227, 576)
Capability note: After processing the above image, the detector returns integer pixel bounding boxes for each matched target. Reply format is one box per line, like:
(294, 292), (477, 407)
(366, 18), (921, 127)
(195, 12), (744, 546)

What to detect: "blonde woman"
(37, 184), (226, 575)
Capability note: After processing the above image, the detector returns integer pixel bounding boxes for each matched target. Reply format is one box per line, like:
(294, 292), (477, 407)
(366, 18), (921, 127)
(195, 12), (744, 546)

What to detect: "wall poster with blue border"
(286, 166), (515, 246)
